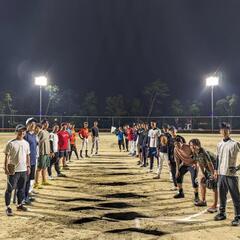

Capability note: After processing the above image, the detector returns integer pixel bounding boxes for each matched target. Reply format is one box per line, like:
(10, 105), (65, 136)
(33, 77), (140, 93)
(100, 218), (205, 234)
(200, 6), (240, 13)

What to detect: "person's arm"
(4, 154), (10, 175)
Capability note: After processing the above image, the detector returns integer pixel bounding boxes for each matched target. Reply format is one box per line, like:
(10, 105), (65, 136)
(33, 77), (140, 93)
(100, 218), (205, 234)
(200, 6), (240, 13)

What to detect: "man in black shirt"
(91, 121), (99, 155)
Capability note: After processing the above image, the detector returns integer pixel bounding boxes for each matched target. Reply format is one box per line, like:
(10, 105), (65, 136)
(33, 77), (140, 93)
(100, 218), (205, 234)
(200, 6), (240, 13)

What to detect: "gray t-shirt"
(38, 129), (50, 156)
(217, 139), (240, 176)
(4, 139), (30, 172)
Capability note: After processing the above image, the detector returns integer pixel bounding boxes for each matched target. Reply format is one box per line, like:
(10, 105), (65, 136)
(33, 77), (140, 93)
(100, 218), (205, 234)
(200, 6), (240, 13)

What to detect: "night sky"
(1, 0), (240, 110)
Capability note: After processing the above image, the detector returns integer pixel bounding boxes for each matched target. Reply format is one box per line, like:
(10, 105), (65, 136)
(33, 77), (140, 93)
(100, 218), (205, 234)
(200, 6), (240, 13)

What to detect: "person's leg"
(189, 166), (199, 202)
(5, 174), (17, 207)
(227, 176), (240, 217)
(91, 137), (95, 154)
(48, 157), (54, 177)
(170, 161), (177, 187)
(85, 139), (90, 157)
(16, 172), (27, 206)
(125, 139), (129, 152)
(215, 175), (228, 220)
(69, 145), (74, 160)
(95, 137), (99, 154)
(174, 165), (188, 198)
(118, 140), (121, 151)
(80, 140), (84, 158)
(72, 145), (79, 159)
(157, 153), (164, 176)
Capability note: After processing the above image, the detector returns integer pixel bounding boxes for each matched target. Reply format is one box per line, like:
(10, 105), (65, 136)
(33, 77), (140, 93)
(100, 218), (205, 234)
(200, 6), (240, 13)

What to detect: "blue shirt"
(116, 131), (124, 141)
(24, 132), (37, 165)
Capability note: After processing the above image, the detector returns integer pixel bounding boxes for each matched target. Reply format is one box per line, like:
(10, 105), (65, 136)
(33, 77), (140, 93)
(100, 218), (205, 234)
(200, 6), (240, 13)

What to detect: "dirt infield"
(0, 133), (240, 240)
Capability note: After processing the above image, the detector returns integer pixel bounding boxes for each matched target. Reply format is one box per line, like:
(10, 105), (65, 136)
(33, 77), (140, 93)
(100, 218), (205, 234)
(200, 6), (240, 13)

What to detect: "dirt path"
(0, 133), (239, 240)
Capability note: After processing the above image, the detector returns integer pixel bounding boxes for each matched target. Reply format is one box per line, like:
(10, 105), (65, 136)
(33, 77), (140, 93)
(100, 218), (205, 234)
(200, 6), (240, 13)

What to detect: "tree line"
(0, 80), (238, 117)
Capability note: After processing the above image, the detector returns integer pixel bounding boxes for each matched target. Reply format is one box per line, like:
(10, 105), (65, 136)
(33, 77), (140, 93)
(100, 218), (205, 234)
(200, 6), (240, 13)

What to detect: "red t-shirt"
(57, 130), (70, 150)
(79, 128), (89, 139)
(126, 128), (134, 141)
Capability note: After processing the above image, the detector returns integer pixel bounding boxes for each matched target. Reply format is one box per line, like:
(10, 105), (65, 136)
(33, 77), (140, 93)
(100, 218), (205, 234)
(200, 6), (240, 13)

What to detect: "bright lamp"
(35, 76), (47, 86)
(206, 76), (219, 87)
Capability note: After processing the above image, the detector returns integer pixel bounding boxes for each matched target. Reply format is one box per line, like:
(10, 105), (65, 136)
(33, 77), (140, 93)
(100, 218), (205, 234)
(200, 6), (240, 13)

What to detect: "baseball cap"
(162, 124), (170, 129)
(41, 119), (49, 125)
(220, 122), (231, 130)
(169, 125), (177, 131)
(26, 118), (37, 125)
(61, 122), (68, 127)
(15, 124), (27, 132)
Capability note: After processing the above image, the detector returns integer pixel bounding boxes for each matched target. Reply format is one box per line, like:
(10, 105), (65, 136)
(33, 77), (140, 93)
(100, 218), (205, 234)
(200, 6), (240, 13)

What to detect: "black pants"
(141, 146), (148, 166)
(219, 175), (240, 216)
(125, 138), (129, 151)
(48, 152), (61, 176)
(69, 144), (79, 160)
(177, 165), (198, 188)
(118, 140), (125, 150)
(169, 161), (177, 187)
(5, 171), (27, 206)
(25, 165), (36, 200)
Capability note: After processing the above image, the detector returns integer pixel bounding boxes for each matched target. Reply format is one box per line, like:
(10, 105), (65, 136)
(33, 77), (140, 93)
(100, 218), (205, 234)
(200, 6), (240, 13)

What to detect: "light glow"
(206, 76), (219, 87)
(35, 76), (47, 86)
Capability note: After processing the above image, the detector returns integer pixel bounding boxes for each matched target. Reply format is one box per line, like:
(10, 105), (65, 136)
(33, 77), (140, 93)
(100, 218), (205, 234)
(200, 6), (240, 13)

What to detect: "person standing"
(69, 124), (79, 160)
(34, 120), (51, 189)
(91, 121), (100, 155)
(214, 123), (240, 226)
(4, 124), (30, 216)
(140, 123), (149, 167)
(79, 122), (90, 158)
(23, 118), (38, 205)
(123, 125), (129, 152)
(116, 127), (125, 151)
(148, 120), (161, 172)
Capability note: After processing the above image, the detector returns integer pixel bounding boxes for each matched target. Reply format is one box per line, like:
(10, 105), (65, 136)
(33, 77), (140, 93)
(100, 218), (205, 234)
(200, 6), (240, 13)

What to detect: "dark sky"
(1, 0), (240, 110)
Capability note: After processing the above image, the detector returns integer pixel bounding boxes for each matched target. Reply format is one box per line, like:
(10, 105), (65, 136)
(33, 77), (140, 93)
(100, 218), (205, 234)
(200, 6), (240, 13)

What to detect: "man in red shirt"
(58, 123), (70, 170)
(79, 122), (90, 158)
(126, 125), (134, 155)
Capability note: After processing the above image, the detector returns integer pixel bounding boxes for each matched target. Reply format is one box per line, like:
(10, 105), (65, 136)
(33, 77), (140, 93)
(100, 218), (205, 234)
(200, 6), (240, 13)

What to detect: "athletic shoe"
(63, 166), (70, 170)
(174, 192), (185, 199)
(148, 169), (153, 173)
(214, 213), (227, 221)
(140, 164), (146, 167)
(48, 176), (54, 180)
(57, 173), (67, 177)
(6, 207), (14, 216)
(231, 216), (240, 226)
(17, 205), (28, 212)
(34, 183), (43, 189)
(22, 199), (32, 206)
(42, 181), (51, 186)
(195, 200), (207, 207)
(207, 207), (218, 213)
(153, 175), (160, 179)
(194, 197), (200, 205)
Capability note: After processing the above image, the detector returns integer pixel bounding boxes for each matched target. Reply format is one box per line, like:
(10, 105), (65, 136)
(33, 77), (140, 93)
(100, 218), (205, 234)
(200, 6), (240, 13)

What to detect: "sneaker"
(170, 186), (178, 191)
(214, 213), (226, 221)
(17, 204), (28, 212)
(33, 183), (43, 189)
(207, 207), (218, 213)
(140, 164), (146, 167)
(153, 175), (160, 179)
(57, 173), (67, 177)
(231, 216), (240, 226)
(6, 207), (14, 216)
(42, 181), (51, 186)
(48, 176), (54, 180)
(22, 199), (32, 206)
(174, 192), (185, 199)
(195, 200), (207, 207)
(148, 169), (153, 173)
(194, 196), (200, 205)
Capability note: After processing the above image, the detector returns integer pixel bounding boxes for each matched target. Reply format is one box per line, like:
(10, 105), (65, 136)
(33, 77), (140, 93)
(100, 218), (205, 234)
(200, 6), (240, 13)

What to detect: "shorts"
(29, 165), (36, 180)
(59, 150), (68, 158)
(148, 147), (158, 158)
(38, 155), (50, 169)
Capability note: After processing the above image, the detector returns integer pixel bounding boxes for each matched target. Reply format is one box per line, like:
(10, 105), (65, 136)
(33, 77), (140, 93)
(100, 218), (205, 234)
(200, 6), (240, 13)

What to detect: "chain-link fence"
(1, 114), (240, 132)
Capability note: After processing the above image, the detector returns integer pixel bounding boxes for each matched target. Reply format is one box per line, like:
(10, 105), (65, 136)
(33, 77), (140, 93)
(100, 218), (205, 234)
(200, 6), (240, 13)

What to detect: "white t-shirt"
(50, 132), (59, 153)
(4, 139), (30, 172)
(217, 139), (240, 176)
(148, 128), (161, 148)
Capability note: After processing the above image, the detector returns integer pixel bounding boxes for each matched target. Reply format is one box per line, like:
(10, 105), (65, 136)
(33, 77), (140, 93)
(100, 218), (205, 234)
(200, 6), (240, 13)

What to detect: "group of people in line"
(115, 121), (240, 226)
(3, 118), (99, 216)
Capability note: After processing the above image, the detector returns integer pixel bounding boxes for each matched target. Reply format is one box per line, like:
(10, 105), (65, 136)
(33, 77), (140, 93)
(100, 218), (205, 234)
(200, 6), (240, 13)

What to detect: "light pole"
(35, 76), (47, 122)
(206, 76), (219, 132)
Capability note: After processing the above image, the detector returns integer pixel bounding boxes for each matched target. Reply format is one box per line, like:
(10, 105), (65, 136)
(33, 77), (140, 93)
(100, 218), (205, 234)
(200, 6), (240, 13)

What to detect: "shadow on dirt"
(69, 206), (109, 211)
(103, 212), (148, 221)
(98, 202), (134, 209)
(94, 182), (129, 186)
(103, 193), (147, 199)
(106, 228), (167, 236)
(59, 197), (104, 202)
(72, 217), (100, 224)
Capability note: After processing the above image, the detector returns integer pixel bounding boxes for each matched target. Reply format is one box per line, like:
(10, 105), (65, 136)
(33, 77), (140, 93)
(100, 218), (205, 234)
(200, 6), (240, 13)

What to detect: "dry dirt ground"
(0, 133), (240, 240)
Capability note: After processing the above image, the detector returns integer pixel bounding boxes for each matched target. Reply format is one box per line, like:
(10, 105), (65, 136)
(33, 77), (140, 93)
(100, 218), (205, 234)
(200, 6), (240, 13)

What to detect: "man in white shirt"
(214, 123), (240, 226)
(148, 120), (161, 172)
(4, 124), (31, 216)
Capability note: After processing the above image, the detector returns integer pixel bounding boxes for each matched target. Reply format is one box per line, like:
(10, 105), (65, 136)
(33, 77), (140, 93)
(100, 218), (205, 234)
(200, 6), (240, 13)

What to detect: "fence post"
(1, 115), (4, 130)
(112, 117), (114, 127)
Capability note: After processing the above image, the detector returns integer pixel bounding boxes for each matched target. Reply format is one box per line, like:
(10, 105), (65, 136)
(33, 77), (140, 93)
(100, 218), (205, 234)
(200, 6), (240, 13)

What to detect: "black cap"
(61, 122), (68, 127)
(169, 125), (177, 131)
(174, 136), (184, 144)
(162, 124), (170, 129)
(41, 119), (49, 125)
(15, 124), (27, 132)
(220, 122), (231, 130)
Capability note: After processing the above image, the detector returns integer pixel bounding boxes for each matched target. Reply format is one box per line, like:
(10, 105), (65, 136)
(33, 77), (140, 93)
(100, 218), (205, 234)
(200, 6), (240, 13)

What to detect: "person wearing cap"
(4, 124), (30, 216)
(58, 122), (71, 169)
(34, 120), (51, 189)
(148, 120), (161, 172)
(173, 136), (199, 204)
(69, 124), (79, 160)
(140, 122), (149, 167)
(168, 126), (186, 190)
(214, 123), (240, 226)
(91, 121), (100, 156)
(79, 122), (90, 158)
(23, 118), (38, 205)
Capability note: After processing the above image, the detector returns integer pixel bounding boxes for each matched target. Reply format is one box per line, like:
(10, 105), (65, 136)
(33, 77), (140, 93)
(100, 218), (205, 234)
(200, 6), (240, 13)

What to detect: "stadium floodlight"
(206, 76), (219, 132)
(206, 76), (219, 87)
(35, 76), (48, 121)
